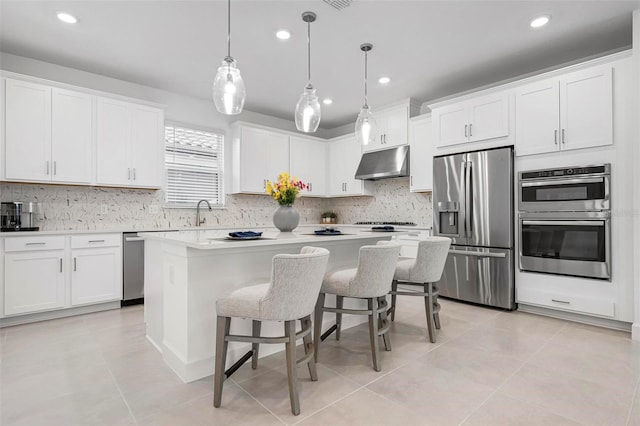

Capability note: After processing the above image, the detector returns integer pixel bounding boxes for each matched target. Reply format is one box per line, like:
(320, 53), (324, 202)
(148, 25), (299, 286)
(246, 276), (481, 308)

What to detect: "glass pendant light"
(355, 43), (377, 145)
(212, 0), (246, 115)
(294, 11), (321, 133)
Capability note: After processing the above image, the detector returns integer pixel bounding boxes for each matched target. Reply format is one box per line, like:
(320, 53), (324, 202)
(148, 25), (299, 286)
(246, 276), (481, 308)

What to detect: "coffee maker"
(1, 202), (40, 232)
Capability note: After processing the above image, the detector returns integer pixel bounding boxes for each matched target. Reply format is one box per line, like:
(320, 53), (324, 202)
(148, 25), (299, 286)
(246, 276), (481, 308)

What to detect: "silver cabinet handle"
(26, 242), (46, 246)
(309, 182), (312, 192)
(448, 249), (506, 258)
(551, 299), (570, 304)
(127, 168), (131, 180)
(74, 257), (77, 271)
(464, 124), (468, 138)
(53, 161), (57, 175)
(88, 239), (105, 243)
(554, 130), (558, 145)
(263, 179), (267, 189)
(133, 168), (136, 180)
(46, 161), (50, 175)
(411, 176), (413, 186)
(562, 129), (566, 144)
(60, 258), (63, 272)
(522, 220), (604, 227)
(469, 123), (473, 137)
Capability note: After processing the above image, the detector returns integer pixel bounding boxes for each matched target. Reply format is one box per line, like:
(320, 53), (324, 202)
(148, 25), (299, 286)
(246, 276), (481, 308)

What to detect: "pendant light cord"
(307, 20), (311, 84)
(363, 49), (368, 107)
(227, 0), (231, 59)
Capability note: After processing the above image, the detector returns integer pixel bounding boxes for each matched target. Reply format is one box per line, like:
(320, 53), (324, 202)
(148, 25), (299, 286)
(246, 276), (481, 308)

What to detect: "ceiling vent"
(323, 0), (352, 10)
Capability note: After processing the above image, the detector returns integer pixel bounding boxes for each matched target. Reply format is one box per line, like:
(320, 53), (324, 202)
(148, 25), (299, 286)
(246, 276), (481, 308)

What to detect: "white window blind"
(165, 125), (224, 208)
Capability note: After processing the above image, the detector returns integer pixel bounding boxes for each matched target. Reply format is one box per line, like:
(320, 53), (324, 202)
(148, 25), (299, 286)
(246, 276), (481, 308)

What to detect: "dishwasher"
(122, 232), (145, 306)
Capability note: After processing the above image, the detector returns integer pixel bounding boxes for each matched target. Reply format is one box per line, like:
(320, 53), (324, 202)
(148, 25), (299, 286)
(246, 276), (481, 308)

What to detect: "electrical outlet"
(149, 205), (159, 214)
(100, 204), (108, 215)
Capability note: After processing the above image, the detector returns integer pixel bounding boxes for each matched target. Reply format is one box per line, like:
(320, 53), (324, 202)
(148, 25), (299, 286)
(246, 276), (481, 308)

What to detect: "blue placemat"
(228, 231), (263, 238)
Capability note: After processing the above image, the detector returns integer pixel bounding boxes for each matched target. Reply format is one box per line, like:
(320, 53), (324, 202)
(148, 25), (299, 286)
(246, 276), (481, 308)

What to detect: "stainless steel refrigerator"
(432, 146), (515, 310)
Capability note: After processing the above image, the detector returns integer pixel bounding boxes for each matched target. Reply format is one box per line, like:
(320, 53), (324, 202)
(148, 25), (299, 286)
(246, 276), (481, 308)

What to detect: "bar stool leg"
(313, 293), (325, 361)
(368, 298), (381, 372)
(378, 296), (391, 351)
(301, 315), (318, 381)
(432, 284), (441, 330)
(213, 316), (231, 407)
(251, 320), (261, 369)
(336, 295), (344, 341)
(424, 283), (436, 343)
(390, 280), (398, 321)
(284, 320), (300, 415)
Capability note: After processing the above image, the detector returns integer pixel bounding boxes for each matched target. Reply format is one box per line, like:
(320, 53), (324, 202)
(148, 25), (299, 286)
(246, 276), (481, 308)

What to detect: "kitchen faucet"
(196, 200), (212, 227)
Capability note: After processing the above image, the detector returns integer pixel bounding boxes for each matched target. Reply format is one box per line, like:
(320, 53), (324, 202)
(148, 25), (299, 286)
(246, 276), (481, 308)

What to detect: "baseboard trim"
(632, 323), (640, 341)
(518, 303), (632, 332)
(0, 301), (121, 328)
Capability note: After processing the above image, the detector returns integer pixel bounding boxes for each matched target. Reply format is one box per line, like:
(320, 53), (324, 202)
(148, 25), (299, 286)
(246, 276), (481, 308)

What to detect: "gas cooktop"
(354, 221), (417, 226)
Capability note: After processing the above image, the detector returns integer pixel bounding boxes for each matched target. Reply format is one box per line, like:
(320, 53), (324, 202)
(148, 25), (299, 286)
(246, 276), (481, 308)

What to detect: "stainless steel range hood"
(355, 145), (410, 180)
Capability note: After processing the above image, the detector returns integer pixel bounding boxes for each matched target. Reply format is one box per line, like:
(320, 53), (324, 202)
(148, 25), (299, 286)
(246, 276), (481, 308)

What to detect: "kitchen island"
(140, 227), (396, 382)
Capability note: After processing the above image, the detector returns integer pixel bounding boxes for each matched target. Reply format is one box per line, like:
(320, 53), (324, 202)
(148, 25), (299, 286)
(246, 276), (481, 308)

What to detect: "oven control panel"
(521, 164), (609, 180)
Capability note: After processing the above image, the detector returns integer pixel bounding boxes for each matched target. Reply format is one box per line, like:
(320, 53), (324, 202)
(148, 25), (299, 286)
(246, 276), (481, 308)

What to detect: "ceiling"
(1, 0), (639, 129)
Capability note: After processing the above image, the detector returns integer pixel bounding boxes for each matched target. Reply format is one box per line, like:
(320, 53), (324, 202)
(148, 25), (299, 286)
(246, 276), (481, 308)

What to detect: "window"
(164, 124), (224, 208)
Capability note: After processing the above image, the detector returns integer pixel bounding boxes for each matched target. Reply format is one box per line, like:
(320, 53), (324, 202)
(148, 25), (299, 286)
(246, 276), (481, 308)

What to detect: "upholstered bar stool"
(213, 246), (330, 416)
(389, 237), (451, 343)
(314, 241), (401, 372)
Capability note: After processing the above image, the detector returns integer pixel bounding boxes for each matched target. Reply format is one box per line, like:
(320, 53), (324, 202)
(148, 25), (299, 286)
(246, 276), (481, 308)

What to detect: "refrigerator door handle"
(449, 249), (506, 258)
(460, 161), (467, 238)
(465, 160), (472, 237)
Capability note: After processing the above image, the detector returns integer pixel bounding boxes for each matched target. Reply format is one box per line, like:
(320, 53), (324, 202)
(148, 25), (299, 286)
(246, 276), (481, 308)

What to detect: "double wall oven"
(518, 164), (611, 280)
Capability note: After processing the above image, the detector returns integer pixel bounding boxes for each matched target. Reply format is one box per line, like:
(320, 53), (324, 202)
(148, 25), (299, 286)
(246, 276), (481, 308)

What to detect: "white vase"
(273, 205), (300, 232)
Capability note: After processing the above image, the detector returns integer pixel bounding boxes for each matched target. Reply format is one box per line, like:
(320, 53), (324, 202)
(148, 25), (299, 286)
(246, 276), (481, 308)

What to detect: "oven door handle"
(522, 220), (604, 226)
(521, 177), (604, 187)
(448, 249), (506, 258)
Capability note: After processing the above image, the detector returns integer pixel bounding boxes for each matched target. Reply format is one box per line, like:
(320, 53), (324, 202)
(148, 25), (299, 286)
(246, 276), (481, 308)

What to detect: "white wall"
(632, 10), (640, 341)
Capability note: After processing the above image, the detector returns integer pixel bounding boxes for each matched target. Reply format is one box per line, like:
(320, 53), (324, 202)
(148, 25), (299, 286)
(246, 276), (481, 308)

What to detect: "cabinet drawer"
(517, 287), (615, 318)
(4, 236), (65, 252)
(71, 234), (121, 249)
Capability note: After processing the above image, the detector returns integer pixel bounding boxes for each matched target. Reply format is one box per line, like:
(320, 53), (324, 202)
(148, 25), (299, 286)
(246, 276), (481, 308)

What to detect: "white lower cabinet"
(517, 286), (615, 318)
(2, 234), (122, 317)
(71, 234), (122, 306)
(4, 249), (65, 316)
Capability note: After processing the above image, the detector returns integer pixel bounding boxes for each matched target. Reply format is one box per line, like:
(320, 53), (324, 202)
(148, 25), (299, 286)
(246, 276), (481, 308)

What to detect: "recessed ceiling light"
(323, 98), (333, 105)
(530, 15), (550, 28)
(378, 76), (391, 85)
(276, 30), (291, 40)
(57, 12), (78, 24)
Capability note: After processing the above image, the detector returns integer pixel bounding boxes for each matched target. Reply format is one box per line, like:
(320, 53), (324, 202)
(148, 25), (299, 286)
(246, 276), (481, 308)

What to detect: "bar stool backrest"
(409, 237), (451, 283)
(260, 246), (330, 321)
(349, 241), (401, 298)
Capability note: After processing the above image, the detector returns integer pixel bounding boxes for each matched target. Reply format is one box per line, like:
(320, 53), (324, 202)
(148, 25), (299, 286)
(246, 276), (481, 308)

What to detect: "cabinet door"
(362, 112), (384, 152)
(51, 88), (92, 183)
(264, 131), (290, 187)
(238, 127), (268, 193)
(468, 92), (509, 142)
(290, 137), (326, 196)
(432, 103), (469, 147)
(515, 78), (560, 156)
(560, 66), (613, 152)
(409, 116), (433, 192)
(328, 136), (362, 196)
(71, 247), (122, 305)
(381, 105), (408, 147)
(130, 105), (163, 188)
(96, 98), (131, 185)
(4, 79), (52, 182)
(4, 250), (65, 315)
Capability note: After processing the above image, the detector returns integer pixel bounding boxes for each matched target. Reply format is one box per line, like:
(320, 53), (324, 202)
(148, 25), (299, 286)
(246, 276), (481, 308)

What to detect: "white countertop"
(0, 223), (431, 237)
(139, 226), (408, 250)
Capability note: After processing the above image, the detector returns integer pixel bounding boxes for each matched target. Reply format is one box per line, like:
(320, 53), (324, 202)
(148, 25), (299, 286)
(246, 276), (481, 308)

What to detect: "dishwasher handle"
(124, 236), (145, 242)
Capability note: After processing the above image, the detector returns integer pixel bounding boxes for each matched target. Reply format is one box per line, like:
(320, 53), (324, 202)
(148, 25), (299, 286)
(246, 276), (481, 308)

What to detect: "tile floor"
(1, 298), (639, 426)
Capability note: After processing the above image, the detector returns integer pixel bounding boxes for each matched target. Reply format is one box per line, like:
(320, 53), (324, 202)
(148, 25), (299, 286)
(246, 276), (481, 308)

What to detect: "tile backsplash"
(0, 179), (432, 231)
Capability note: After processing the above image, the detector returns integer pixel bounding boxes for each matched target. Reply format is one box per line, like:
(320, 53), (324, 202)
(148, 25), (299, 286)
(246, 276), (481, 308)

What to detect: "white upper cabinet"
(290, 136), (327, 197)
(432, 91), (509, 148)
(328, 134), (374, 197)
(5, 81), (93, 184)
(515, 65), (612, 156)
(96, 97), (163, 188)
(51, 88), (93, 183)
(231, 125), (289, 194)
(409, 115), (433, 192)
(363, 104), (410, 152)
